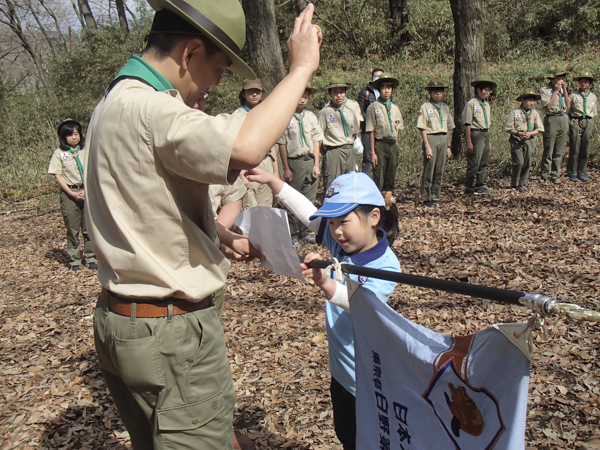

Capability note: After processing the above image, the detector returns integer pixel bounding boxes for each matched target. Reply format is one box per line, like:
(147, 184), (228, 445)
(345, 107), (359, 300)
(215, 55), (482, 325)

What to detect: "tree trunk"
(449, 0), (484, 156)
(389, 0), (410, 42)
(115, 0), (129, 41)
(28, 3), (57, 55)
(77, 0), (97, 31)
(241, 0), (285, 93)
(70, 0), (84, 29)
(38, 0), (68, 51)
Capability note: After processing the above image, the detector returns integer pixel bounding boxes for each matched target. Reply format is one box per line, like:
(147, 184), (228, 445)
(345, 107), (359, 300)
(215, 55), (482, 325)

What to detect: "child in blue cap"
(246, 169), (401, 450)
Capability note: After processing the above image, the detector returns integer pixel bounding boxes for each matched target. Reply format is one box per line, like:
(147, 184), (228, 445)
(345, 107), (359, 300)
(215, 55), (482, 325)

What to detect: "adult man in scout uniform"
(462, 75), (495, 195)
(568, 70), (597, 181)
(540, 65), (571, 183)
(84, 0), (321, 448)
(365, 73), (404, 192)
(318, 76), (360, 188)
(417, 77), (454, 207)
(278, 84), (323, 246)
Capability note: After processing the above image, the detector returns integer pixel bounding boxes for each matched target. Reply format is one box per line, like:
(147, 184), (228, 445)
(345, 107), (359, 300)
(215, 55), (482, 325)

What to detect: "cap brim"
(376, 78), (399, 89)
(516, 94), (541, 101)
(308, 203), (358, 221)
(147, 0), (255, 80)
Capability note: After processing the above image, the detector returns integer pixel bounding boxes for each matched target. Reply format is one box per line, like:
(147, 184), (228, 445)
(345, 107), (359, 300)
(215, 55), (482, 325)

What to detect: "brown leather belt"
(101, 288), (212, 318)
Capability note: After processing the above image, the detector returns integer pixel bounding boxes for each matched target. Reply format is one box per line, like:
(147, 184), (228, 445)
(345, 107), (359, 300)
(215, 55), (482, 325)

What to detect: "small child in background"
(417, 77), (454, 207)
(47, 119), (97, 271)
(246, 168), (401, 450)
(568, 70), (597, 182)
(504, 89), (544, 191)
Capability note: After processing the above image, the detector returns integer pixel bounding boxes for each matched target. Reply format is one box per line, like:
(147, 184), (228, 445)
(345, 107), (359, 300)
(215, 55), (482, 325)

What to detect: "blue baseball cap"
(309, 172), (385, 220)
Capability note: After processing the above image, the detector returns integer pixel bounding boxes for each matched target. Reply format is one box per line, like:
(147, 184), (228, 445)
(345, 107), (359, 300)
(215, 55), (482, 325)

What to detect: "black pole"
(306, 259), (526, 305)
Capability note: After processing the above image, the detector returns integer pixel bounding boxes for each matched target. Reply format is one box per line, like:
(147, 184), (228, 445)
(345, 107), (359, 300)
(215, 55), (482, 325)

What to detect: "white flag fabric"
(350, 285), (531, 450)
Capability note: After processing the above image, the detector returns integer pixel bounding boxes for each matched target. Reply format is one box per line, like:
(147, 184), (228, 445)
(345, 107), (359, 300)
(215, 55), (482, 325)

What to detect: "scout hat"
(516, 89), (541, 101)
(471, 75), (497, 90)
(305, 84), (318, 95)
(309, 172), (384, 220)
(242, 78), (263, 91)
(326, 75), (352, 89)
(146, 0), (255, 79)
(546, 65), (568, 79)
(573, 70), (596, 82)
(425, 77), (448, 89)
(373, 73), (399, 90)
(58, 119), (82, 135)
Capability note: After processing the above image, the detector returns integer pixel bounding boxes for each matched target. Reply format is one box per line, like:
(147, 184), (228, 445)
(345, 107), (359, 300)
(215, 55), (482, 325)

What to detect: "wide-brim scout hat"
(242, 78), (263, 91)
(146, 0), (255, 80)
(471, 75), (497, 90)
(326, 75), (352, 89)
(546, 65), (568, 79)
(516, 89), (541, 101)
(573, 70), (596, 82)
(305, 84), (318, 95)
(309, 172), (384, 220)
(373, 73), (399, 90)
(425, 77), (448, 89)
(58, 119), (82, 135)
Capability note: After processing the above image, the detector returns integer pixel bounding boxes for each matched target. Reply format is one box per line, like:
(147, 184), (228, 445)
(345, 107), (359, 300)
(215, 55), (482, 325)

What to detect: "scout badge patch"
(575, 97), (579, 104)
(326, 183), (342, 198)
(515, 113), (521, 122)
(475, 105), (481, 113)
(328, 114), (335, 123)
(375, 109), (381, 118)
(429, 109), (434, 117)
(61, 152), (69, 161)
(288, 120), (294, 128)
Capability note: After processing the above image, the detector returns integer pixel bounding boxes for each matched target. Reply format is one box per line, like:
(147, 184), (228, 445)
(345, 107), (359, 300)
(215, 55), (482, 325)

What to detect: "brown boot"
(233, 430), (256, 450)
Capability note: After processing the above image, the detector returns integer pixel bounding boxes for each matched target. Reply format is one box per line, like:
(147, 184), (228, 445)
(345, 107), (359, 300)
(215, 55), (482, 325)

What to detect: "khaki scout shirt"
(569, 90), (598, 118)
(462, 97), (491, 130)
(540, 84), (568, 116)
(85, 79), (244, 300)
(416, 101), (455, 134)
(504, 107), (544, 133)
(277, 110), (324, 158)
(318, 104), (359, 147)
(325, 99), (364, 123)
(48, 147), (85, 186)
(209, 177), (246, 219)
(365, 100), (404, 140)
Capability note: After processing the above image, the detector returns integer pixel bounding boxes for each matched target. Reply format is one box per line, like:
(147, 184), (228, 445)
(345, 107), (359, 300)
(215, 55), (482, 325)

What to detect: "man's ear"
(180, 37), (205, 72)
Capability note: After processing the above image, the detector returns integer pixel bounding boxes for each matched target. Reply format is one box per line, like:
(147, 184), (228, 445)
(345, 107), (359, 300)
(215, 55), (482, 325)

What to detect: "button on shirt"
(462, 97), (491, 129)
(277, 110), (324, 158)
(540, 85), (568, 115)
(318, 105), (360, 147)
(365, 100), (404, 140)
(416, 101), (455, 134)
(48, 147), (86, 186)
(569, 90), (598, 118)
(85, 58), (244, 301)
(504, 108), (544, 133)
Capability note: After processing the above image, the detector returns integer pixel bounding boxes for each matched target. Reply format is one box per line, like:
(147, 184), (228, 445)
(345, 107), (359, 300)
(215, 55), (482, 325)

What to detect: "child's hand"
(312, 164), (320, 179)
(371, 151), (378, 167)
(284, 168), (293, 183)
(425, 146), (433, 159)
(301, 252), (329, 287)
(447, 147), (452, 158)
(246, 167), (285, 194)
(466, 142), (474, 154)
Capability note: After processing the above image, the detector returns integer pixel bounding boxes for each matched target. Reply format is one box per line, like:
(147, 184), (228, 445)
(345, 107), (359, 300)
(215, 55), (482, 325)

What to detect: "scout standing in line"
(366, 73), (404, 192)
(504, 89), (544, 191)
(462, 75), (495, 196)
(318, 76), (360, 189)
(278, 85), (324, 247)
(234, 78), (280, 207)
(416, 77), (454, 207)
(47, 119), (97, 271)
(358, 68), (384, 175)
(540, 65), (571, 183)
(568, 70), (597, 182)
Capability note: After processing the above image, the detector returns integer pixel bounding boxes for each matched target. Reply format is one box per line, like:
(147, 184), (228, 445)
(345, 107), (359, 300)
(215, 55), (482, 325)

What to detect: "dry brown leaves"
(1, 171), (599, 449)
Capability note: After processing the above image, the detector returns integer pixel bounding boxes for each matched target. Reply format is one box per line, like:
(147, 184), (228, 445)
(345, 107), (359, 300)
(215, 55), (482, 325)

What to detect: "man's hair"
(59, 122), (84, 150)
(372, 68), (384, 77)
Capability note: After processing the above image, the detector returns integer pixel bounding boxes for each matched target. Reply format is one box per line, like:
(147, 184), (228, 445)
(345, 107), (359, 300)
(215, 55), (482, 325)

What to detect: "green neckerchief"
(548, 83), (566, 111)
(474, 96), (489, 128)
(520, 107), (533, 132)
(68, 145), (85, 183)
(429, 99), (443, 128)
(293, 109), (310, 149)
(378, 97), (395, 132)
(331, 100), (349, 137)
(579, 89), (591, 118)
(108, 55), (174, 94)
(241, 103), (252, 112)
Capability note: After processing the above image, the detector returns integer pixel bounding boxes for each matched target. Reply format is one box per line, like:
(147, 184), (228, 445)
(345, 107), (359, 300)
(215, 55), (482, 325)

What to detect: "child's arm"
(464, 125), (473, 154)
(312, 140), (321, 179)
(270, 144), (280, 180)
(369, 131), (377, 167)
(420, 129), (432, 159)
(54, 174), (84, 201)
(301, 252), (349, 311)
(279, 144), (293, 182)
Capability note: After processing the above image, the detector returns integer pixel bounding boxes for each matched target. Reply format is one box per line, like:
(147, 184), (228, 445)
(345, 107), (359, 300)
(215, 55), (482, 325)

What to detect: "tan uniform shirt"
(540, 85), (568, 115)
(85, 79), (244, 300)
(569, 90), (598, 118)
(48, 147), (85, 185)
(277, 110), (324, 158)
(504, 107), (544, 133)
(365, 100), (404, 140)
(325, 99), (364, 123)
(462, 97), (491, 130)
(208, 177), (247, 220)
(318, 105), (359, 147)
(416, 101), (455, 134)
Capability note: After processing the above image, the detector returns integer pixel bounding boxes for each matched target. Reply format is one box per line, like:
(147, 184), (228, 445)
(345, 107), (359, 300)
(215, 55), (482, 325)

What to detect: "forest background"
(1, 0), (600, 200)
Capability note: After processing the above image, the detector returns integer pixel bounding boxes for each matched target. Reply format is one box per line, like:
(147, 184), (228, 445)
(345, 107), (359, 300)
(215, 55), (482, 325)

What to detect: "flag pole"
(305, 259), (600, 322)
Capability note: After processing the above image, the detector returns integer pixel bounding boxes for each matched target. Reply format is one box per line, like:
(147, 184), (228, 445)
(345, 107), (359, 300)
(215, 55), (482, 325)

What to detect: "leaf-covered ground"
(1, 170), (599, 449)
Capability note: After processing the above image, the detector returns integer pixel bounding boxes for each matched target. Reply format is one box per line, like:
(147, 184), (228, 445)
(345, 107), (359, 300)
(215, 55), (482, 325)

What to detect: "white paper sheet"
(234, 206), (304, 280)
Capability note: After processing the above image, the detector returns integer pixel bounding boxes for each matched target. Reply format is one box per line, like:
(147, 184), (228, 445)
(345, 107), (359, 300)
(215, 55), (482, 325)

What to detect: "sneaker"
(423, 201), (436, 208)
(291, 238), (301, 249)
(70, 265), (81, 271)
(474, 188), (486, 195)
(578, 173), (589, 181)
(88, 262), (98, 270)
(518, 186), (526, 192)
(301, 235), (316, 244)
(569, 174), (579, 182)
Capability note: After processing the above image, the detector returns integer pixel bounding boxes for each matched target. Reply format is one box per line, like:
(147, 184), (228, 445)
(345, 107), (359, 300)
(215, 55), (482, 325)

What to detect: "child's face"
(578, 78), (592, 91)
(476, 86), (491, 100)
(243, 88), (263, 107)
(66, 129), (80, 147)
(327, 209), (380, 255)
(522, 98), (537, 110)
(379, 84), (393, 101)
(428, 88), (444, 102)
(296, 90), (310, 113)
(551, 75), (566, 88)
(330, 87), (347, 107)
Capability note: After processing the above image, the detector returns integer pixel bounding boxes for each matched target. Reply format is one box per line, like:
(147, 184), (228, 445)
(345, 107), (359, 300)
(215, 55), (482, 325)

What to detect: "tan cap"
(425, 77), (448, 89)
(516, 89), (541, 102)
(326, 75), (351, 89)
(373, 73), (399, 90)
(471, 75), (497, 90)
(242, 78), (263, 91)
(546, 65), (568, 79)
(573, 70), (596, 82)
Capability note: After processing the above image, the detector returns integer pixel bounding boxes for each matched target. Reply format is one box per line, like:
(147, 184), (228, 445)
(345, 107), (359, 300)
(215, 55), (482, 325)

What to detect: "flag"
(350, 284), (531, 450)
